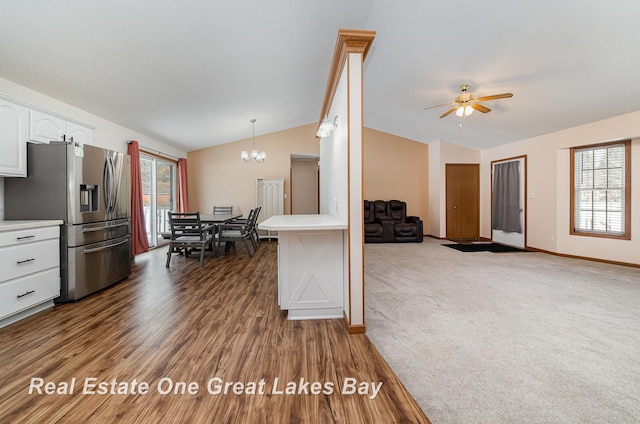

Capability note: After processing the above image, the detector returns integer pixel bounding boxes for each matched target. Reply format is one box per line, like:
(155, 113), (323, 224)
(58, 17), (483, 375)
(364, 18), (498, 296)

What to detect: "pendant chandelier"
(241, 119), (266, 163)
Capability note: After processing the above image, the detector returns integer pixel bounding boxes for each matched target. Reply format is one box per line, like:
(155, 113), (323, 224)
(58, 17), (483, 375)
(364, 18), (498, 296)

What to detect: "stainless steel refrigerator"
(5, 141), (131, 302)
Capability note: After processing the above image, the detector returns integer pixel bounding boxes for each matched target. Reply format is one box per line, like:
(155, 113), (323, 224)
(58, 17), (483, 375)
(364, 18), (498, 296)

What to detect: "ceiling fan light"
(456, 105), (474, 117)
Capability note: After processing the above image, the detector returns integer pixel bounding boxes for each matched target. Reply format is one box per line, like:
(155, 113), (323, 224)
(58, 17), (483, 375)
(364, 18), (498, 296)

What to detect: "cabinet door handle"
(16, 235), (36, 240)
(16, 258), (35, 264)
(17, 290), (35, 299)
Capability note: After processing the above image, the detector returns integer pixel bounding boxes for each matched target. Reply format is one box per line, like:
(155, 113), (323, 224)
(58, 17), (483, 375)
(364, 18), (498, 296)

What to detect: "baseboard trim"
(526, 246), (640, 269)
(344, 313), (366, 334)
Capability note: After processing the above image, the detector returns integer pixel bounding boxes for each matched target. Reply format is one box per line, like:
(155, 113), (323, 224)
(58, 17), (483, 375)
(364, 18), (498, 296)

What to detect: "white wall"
(481, 111), (640, 265)
(0, 76), (186, 221)
(319, 65), (349, 220)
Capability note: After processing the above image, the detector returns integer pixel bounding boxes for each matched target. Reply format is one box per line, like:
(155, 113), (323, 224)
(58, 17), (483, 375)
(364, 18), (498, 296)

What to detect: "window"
(570, 140), (630, 239)
(141, 153), (177, 247)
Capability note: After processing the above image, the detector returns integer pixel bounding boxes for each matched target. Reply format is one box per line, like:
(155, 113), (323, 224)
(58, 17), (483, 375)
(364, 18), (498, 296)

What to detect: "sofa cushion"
(365, 223), (384, 237)
(363, 200), (375, 224)
(395, 222), (418, 237)
(373, 200), (388, 221)
(388, 200), (407, 223)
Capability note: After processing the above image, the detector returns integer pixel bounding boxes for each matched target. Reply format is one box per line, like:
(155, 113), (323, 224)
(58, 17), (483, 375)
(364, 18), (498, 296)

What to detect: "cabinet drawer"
(0, 225), (60, 248)
(0, 268), (60, 320)
(0, 239), (60, 283)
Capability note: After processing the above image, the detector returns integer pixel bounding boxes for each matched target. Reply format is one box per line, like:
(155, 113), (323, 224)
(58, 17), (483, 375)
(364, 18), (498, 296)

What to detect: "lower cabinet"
(277, 229), (345, 320)
(0, 224), (61, 328)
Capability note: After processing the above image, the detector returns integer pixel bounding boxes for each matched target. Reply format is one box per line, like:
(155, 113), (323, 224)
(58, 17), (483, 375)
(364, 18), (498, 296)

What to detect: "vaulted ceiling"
(2, 1), (639, 152)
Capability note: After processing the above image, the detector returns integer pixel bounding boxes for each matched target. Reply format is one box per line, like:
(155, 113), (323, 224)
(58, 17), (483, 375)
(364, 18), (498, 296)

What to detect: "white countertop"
(258, 214), (347, 231)
(0, 220), (64, 232)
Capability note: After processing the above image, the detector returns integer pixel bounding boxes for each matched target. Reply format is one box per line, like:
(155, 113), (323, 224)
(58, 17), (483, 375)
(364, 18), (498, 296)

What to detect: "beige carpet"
(364, 238), (640, 424)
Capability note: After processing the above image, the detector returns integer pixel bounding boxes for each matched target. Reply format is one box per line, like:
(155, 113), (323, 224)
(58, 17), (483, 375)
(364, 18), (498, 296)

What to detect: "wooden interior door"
(446, 163), (480, 240)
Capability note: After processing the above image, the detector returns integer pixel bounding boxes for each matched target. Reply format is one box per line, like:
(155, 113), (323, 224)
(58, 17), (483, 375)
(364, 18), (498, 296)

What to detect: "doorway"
(140, 153), (177, 248)
(446, 163), (480, 240)
(290, 154), (320, 214)
(491, 156), (526, 249)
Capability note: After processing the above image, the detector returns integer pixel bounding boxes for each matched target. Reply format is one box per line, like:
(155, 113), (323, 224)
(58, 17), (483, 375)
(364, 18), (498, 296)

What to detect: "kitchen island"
(258, 214), (347, 320)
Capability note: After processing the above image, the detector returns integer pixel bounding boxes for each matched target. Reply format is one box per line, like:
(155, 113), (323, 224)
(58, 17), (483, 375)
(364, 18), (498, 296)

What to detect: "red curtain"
(178, 158), (189, 212)
(127, 141), (149, 256)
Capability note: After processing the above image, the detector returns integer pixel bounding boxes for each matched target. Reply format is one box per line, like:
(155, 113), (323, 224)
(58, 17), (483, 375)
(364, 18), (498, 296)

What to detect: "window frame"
(570, 139), (631, 240)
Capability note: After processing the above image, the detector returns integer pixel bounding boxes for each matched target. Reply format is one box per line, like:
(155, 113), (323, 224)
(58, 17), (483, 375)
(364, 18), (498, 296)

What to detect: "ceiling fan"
(423, 84), (513, 118)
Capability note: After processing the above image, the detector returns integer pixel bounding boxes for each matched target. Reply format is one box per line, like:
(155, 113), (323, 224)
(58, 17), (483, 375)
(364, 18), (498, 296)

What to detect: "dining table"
(162, 212), (242, 256)
(199, 213), (243, 256)
(199, 213), (243, 225)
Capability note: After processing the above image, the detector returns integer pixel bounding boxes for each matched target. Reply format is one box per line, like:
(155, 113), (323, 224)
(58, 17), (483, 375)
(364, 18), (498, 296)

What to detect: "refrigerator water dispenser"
(80, 184), (99, 212)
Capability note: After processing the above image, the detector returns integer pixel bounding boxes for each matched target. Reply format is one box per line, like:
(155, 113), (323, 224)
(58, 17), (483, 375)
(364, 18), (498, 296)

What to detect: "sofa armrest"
(407, 216), (424, 242)
(406, 216), (420, 224)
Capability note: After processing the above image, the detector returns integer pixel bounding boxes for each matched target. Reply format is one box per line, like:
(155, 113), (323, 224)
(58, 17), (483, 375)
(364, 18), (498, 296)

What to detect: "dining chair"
(215, 208), (259, 257)
(166, 211), (214, 267)
(230, 206), (261, 247)
(213, 205), (233, 214)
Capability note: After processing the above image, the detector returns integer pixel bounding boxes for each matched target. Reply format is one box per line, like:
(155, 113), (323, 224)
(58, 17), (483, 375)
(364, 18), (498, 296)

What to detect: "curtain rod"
(128, 141), (180, 161)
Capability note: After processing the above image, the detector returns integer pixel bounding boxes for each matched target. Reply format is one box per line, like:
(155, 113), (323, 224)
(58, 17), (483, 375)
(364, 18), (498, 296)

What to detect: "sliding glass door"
(141, 154), (177, 248)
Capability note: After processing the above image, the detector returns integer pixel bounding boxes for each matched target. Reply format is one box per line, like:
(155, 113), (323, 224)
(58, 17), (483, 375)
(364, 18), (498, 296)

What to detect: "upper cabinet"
(29, 110), (93, 145)
(29, 110), (65, 143)
(0, 93), (95, 177)
(66, 122), (93, 145)
(0, 99), (28, 177)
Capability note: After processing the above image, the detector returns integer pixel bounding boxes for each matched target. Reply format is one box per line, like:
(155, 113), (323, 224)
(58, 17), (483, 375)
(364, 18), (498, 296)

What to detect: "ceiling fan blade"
(470, 103), (491, 113)
(439, 107), (458, 118)
(423, 102), (456, 110)
(475, 93), (513, 102)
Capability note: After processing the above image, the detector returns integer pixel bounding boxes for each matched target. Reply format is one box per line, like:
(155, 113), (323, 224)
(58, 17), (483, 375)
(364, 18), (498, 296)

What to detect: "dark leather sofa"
(364, 200), (423, 243)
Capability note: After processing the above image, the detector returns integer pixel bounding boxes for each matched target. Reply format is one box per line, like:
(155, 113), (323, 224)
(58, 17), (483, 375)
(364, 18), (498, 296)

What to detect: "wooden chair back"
(213, 205), (233, 214)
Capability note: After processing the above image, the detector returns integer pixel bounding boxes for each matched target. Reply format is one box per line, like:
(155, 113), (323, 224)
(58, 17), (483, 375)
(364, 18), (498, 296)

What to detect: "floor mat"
(443, 242), (526, 253)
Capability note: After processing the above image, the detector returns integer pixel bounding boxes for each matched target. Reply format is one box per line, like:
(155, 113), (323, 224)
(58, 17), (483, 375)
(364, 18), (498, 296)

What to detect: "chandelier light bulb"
(241, 119), (266, 163)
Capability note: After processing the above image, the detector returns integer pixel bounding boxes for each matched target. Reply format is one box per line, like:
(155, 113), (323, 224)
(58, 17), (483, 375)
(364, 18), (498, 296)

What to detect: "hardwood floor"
(0, 242), (429, 423)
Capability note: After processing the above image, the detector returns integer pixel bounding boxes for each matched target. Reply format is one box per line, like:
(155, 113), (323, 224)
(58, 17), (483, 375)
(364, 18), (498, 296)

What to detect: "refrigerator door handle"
(110, 155), (120, 214)
(103, 155), (117, 215)
(103, 156), (111, 214)
(111, 153), (123, 215)
(82, 222), (129, 233)
(81, 238), (129, 254)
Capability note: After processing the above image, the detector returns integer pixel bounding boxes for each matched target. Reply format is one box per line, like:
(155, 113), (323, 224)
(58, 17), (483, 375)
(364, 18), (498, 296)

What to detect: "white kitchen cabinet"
(29, 109), (66, 143)
(66, 121), (93, 145)
(29, 110), (93, 145)
(0, 221), (62, 328)
(0, 99), (28, 177)
(259, 214), (347, 320)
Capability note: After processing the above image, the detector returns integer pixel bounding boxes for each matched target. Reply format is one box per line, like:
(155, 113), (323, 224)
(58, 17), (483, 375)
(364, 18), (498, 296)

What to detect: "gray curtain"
(492, 161), (522, 233)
